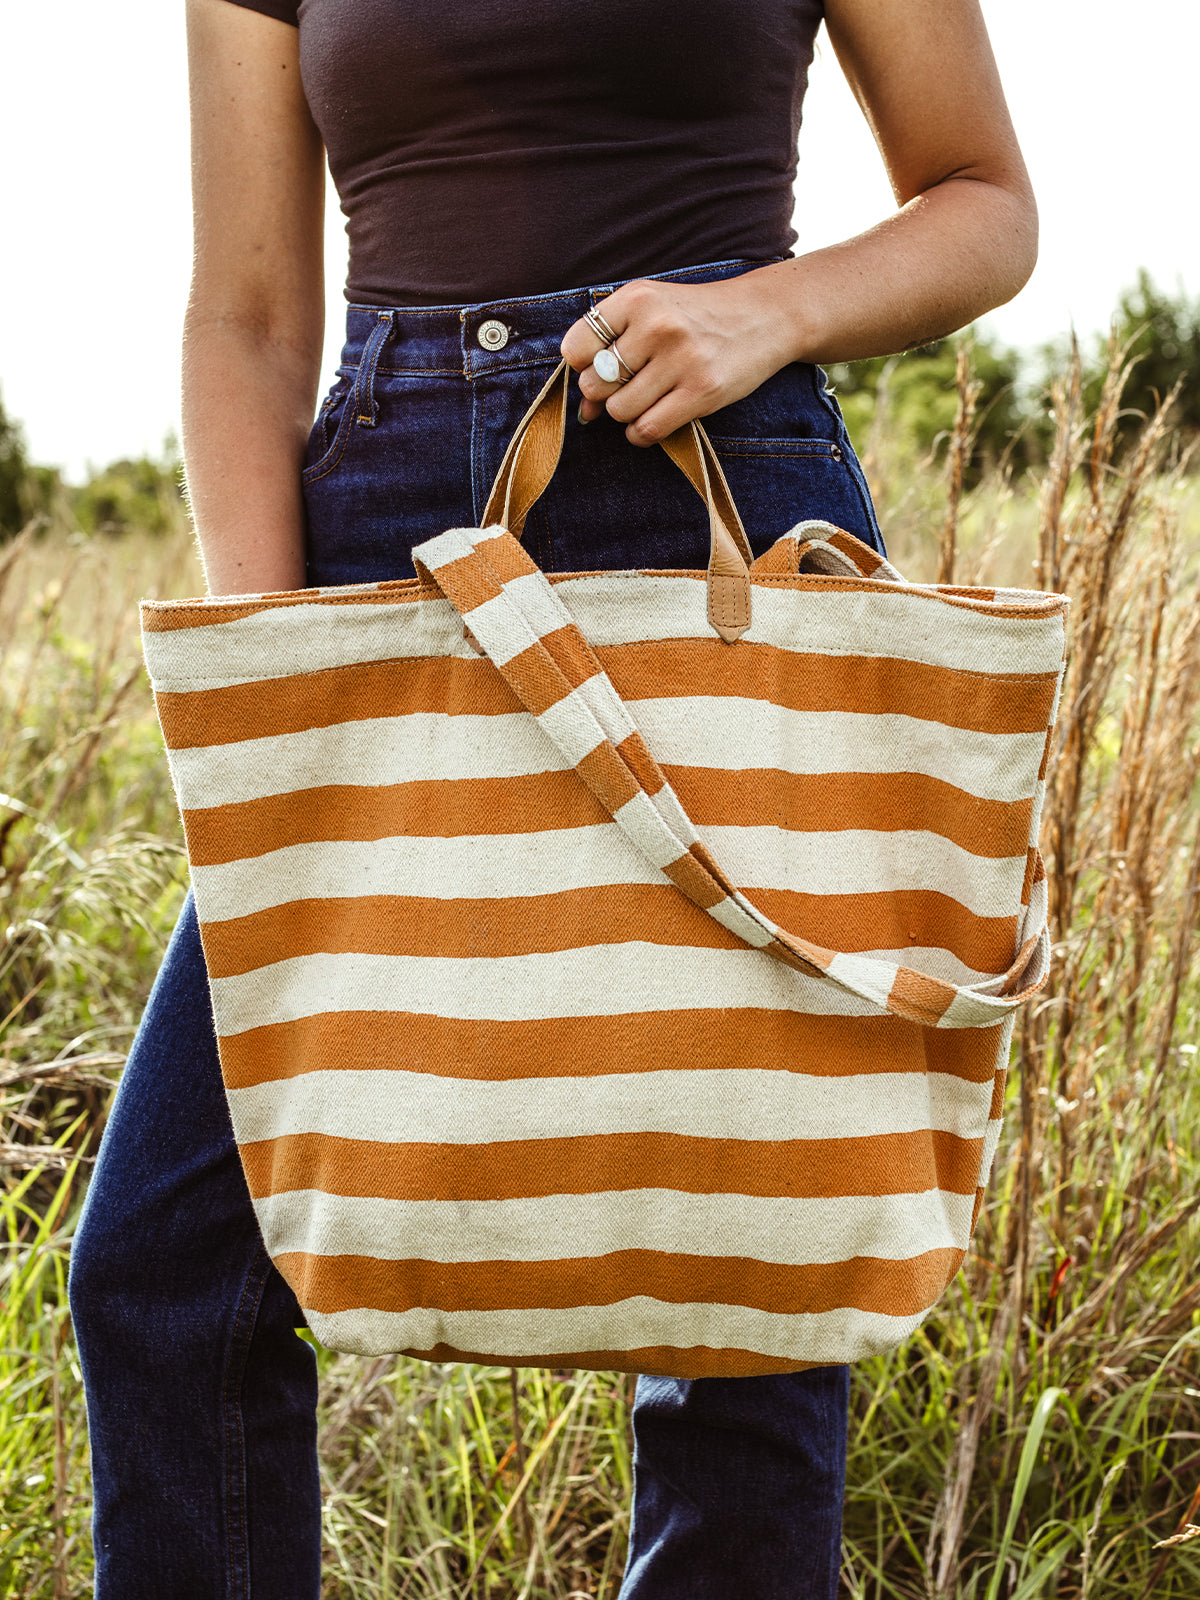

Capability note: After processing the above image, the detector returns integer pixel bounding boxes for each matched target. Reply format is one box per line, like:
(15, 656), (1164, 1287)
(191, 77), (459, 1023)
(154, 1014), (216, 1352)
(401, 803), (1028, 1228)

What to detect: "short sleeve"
(220, 0), (300, 25)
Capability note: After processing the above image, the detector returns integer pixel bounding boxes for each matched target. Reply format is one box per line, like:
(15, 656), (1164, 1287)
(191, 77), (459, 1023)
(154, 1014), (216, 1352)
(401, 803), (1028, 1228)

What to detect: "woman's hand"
(563, 0), (1037, 448)
(561, 273), (800, 447)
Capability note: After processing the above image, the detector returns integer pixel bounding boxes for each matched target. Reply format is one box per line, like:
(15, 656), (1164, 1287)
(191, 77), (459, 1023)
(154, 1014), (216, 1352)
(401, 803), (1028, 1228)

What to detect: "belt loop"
(355, 310), (394, 428)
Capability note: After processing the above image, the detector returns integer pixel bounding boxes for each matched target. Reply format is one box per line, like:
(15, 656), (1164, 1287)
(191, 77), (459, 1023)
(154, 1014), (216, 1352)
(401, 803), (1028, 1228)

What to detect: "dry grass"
(3, 338), (1200, 1597)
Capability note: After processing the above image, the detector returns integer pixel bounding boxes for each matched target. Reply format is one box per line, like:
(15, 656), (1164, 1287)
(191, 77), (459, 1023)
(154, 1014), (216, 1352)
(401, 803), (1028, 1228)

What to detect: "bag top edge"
(140, 569), (1070, 621)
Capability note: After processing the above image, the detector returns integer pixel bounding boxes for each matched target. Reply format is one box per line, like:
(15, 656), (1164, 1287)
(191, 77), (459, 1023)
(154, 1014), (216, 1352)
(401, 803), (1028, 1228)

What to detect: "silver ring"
(585, 307), (618, 345)
(594, 341), (638, 385)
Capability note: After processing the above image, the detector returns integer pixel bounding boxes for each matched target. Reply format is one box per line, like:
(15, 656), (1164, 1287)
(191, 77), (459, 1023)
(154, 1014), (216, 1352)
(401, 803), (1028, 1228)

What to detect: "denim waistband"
(338, 257), (785, 379)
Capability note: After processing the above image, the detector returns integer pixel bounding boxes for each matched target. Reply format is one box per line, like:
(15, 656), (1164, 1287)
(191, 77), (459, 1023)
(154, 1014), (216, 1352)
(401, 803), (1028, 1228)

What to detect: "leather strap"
(482, 361), (753, 643)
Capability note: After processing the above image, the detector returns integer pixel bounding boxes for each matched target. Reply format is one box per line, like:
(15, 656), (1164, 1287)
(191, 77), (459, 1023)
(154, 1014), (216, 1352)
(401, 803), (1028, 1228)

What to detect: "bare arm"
(183, 0), (325, 594)
(566, 0), (1037, 443)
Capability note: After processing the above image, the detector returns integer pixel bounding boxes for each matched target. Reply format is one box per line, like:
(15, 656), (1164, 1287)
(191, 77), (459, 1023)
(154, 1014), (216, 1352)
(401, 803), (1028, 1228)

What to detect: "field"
(2, 343), (1200, 1598)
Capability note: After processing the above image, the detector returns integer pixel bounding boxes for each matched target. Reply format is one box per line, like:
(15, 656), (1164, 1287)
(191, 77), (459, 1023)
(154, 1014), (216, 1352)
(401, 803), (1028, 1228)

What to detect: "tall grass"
(2, 341), (1200, 1597)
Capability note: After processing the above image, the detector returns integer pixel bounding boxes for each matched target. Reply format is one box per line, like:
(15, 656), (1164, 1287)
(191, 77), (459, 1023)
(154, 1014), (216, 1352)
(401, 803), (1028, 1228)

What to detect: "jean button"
(477, 319), (509, 351)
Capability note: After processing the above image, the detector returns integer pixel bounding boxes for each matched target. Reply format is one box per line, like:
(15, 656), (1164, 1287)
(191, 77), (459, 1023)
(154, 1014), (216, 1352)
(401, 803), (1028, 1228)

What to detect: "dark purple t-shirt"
(222, 0), (825, 306)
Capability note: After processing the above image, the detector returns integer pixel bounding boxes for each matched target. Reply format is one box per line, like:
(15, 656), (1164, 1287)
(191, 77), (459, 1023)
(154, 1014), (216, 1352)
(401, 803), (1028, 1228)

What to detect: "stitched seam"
(465, 353), (564, 380)
(713, 447), (837, 461)
(222, 1250), (271, 1600)
(371, 364), (463, 376)
(302, 392), (357, 484)
(301, 407), (354, 484)
(710, 439), (835, 453)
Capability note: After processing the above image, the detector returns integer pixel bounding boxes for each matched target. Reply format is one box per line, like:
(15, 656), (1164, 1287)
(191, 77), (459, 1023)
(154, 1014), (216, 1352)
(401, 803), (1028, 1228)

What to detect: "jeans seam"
(223, 1246), (272, 1600)
(710, 445), (838, 460)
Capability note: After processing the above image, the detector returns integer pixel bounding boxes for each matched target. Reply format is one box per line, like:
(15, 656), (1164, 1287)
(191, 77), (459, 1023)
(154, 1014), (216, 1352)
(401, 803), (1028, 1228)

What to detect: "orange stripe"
(665, 768), (1034, 859)
(238, 1127), (987, 1203)
(750, 887), (1017, 973)
(615, 729), (667, 796)
(155, 656), (518, 750)
(765, 937), (830, 975)
(200, 886), (741, 976)
(180, 768), (1033, 868)
(662, 854), (726, 910)
(276, 1245), (965, 1319)
(988, 1070), (1008, 1120)
(602, 639), (1062, 733)
(141, 578), (422, 632)
(142, 598), (308, 632)
(575, 742), (642, 815)
(182, 773), (608, 865)
(394, 1342), (824, 1377)
(195, 883), (1017, 979)
(538, 620), (606, 697)
(887, 967), (957, 1027)
(497, 636), (576, 718)
(214, 1000), (1006, 1091)
(475, 537), (539, 585)
(431, 551), (504, 615)
(200, 886), (1017, 990)
(154, 640), (1060, 751)
(824, 530), (882, 574)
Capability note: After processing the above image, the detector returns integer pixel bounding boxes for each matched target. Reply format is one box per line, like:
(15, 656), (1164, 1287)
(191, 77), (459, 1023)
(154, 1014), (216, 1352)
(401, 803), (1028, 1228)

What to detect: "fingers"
(559, 278), (735, 446)
(561, 303), (628, 425)
(560, 304), (624, 373)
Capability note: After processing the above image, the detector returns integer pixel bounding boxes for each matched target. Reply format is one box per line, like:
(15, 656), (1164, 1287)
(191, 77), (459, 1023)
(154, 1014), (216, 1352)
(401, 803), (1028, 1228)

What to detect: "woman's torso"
(238, 0), (825, 305)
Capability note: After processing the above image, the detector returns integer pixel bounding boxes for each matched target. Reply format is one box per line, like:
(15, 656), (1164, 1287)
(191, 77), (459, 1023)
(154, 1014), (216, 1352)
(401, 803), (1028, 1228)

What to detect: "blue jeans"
(70, 259), (880, 1599)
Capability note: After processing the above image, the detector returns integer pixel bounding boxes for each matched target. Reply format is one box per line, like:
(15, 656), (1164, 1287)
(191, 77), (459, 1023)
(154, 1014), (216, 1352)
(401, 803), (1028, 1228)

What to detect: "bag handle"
(412, 523), (1051, 1031)
(481, 361), (755, 643)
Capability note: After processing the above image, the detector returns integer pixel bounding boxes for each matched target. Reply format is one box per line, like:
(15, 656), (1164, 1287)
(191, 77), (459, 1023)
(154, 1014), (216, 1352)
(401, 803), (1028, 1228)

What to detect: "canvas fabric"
(142, 493), (1067, 1378)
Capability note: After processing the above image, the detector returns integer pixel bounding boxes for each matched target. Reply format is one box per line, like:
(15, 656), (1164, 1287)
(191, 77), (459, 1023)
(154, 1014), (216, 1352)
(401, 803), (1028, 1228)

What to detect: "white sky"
(1, 1), (1197, 480)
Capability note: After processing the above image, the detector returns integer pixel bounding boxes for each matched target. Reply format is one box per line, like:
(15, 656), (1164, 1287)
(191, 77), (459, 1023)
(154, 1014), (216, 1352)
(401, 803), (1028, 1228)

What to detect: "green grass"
(3, 343), (1200, 1597)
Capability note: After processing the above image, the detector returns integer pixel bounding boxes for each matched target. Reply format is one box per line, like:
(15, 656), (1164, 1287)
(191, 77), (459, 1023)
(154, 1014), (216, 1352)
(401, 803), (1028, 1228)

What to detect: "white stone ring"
(594, 341), (637, 385)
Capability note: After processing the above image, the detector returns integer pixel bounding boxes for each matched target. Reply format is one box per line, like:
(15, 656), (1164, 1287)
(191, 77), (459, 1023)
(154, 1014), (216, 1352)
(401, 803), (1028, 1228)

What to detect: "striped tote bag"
(142, 364), (1068, 1377)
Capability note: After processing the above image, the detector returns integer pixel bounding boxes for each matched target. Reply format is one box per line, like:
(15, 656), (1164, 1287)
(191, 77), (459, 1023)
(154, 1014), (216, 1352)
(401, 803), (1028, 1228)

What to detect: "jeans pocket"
(707, 435), (883, 556)
(303, 311), (395, 488)
(302, 376), (355, 485)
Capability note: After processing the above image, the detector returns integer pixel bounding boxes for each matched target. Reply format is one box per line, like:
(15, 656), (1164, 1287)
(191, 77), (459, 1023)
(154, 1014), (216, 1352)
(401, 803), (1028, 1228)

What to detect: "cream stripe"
(167, 711), (566, 809)
(188, 824), (1023, 927)
(709, 898), (776, 949)
(536, 687), (608, 767)
(144, 576), (1067, 694)
(254, 1187), (978, 1267)
(827, 952), (899, 1010)
(575, 671), (638, 747)
(303, 1297), (929, 1364)
(630, 697), (1046, 802)
(208, 944), (888, 1035)
(612, 790), (691, 870)
(224, 1064), (994, 1146)
(165, 703), (1043, 815)
(456, 590), (536, 666)
(143, 595), (465, 690)
(697, 826), (1026, 920)
(409, 528), (470, 572)
(189, 825), (658, 923)
(502, 571), (578, 644)
(551, 576), (1068, 671)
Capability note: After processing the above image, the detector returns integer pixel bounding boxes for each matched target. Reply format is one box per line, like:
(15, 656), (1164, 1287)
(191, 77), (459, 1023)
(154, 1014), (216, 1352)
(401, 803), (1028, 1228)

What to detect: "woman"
(69, 2), (1036, 1596)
